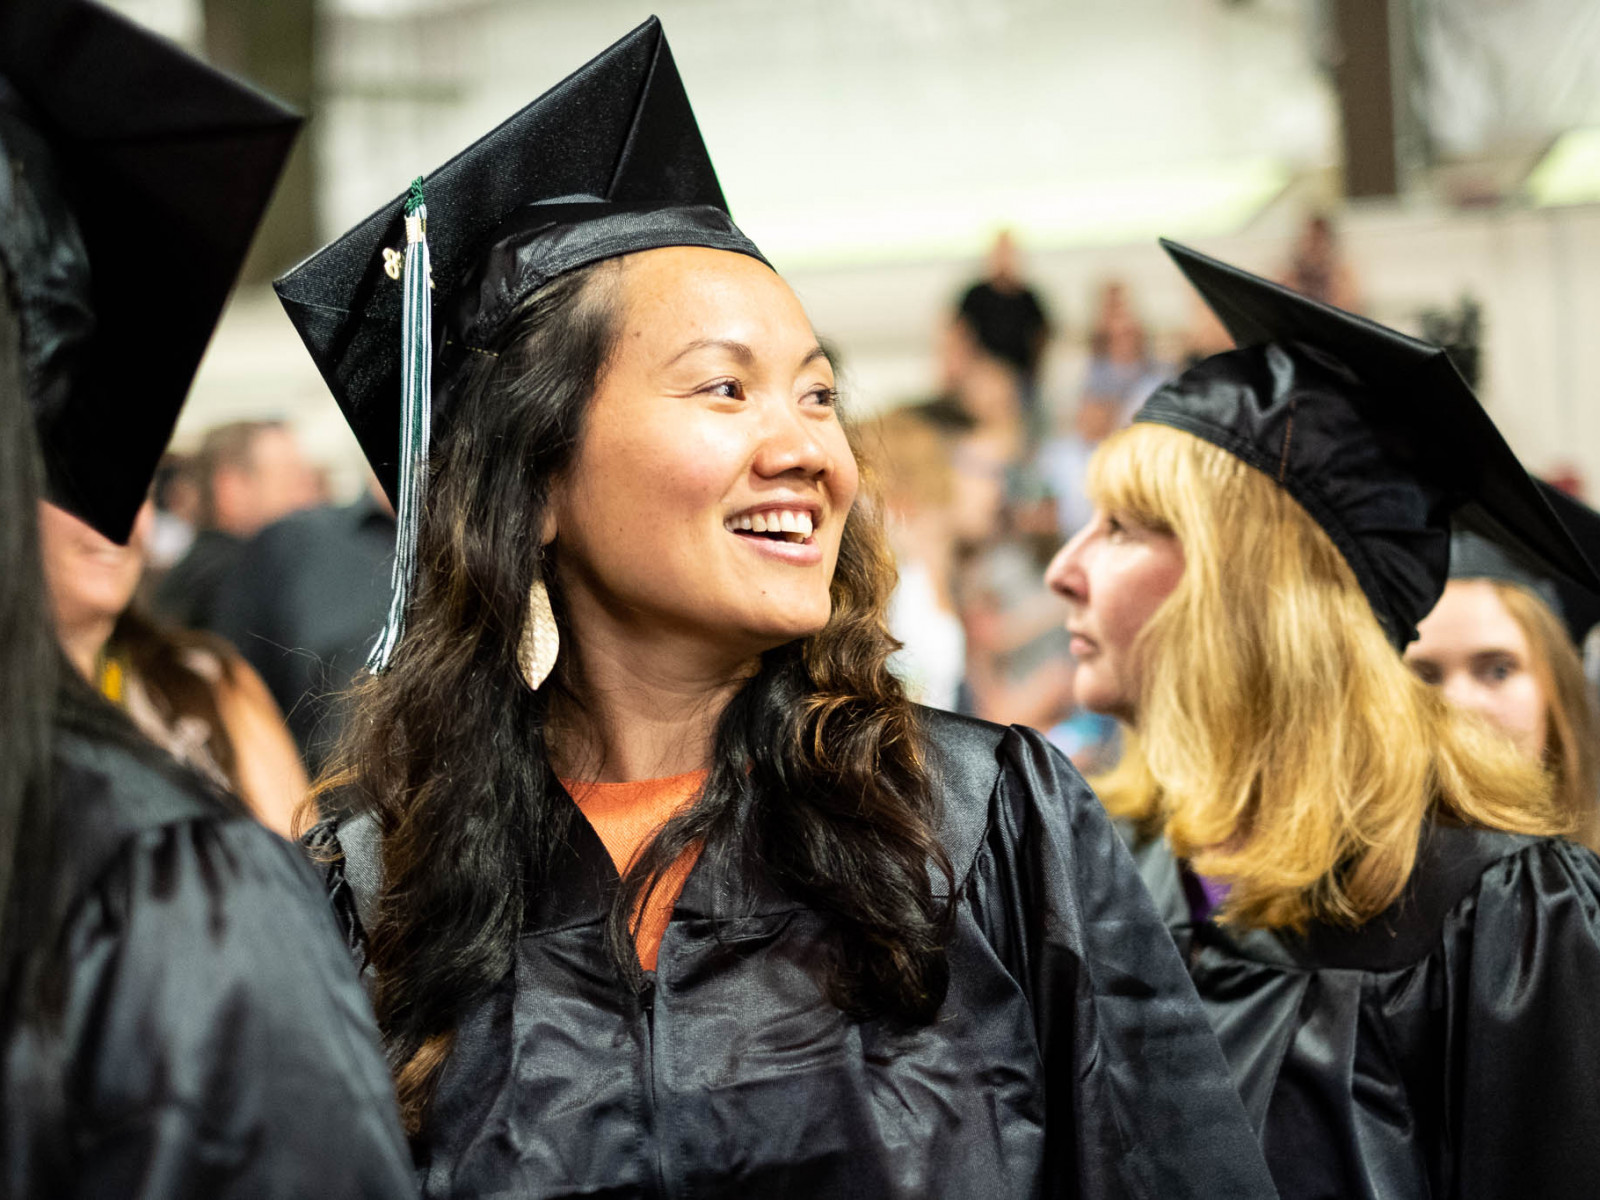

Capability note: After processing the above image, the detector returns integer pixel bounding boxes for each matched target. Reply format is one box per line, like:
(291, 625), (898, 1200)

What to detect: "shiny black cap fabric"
(0, 0), (301, 544)
(1450, 482), (1600, 646)
(273, 17), (767, 504)
(1137, 239), (1600, 648)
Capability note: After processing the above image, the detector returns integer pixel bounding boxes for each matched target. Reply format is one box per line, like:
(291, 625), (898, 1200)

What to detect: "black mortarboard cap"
(275, 16), (765, 671)
(274, 15), (767, 505)
(1450, 481), (1600, 646)
(0, 0), (301, 543)
(1136, 239), (1600, 648)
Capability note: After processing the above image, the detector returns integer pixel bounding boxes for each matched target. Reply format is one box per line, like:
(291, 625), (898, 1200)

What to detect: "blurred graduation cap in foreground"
(1136, 238), (1600, 649)
(0, 0), (301, 543)
(274, 15), (768, 669)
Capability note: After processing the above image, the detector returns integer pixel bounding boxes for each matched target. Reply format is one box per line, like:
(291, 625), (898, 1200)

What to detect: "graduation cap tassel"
(367, 178), (433, 673)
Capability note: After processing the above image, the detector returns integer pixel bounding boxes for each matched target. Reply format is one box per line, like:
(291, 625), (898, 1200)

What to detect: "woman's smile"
(723, 501), (824, 565)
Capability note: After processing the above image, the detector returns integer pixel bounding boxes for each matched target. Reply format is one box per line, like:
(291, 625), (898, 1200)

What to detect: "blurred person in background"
(1037, 393), (1126, 546)
(152, 418), (319, 631)
(145, 451), (200, 572)
(213, 474), (396, 772)
(284, 23), (1276, 1196)
(0, 3), (414, 1193)
(875, 407), (966, 711)
(1049, 241), (1600, 1198)
(958, 537), (1077, 730)
(1080, 280), (1169, 420)
(952, 349), (1027, 458)
(953, 229), (1053, 437)
(1405, 493), (1600, 851)
(1279, 211), (1361, 312)
(39, 498), (308, 836)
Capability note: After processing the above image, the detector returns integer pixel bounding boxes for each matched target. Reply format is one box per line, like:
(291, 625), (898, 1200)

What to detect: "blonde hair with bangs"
(1089, 422), (1566, 931)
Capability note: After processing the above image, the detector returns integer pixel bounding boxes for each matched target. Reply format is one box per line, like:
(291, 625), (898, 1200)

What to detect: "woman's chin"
(732, 608), (832, 654)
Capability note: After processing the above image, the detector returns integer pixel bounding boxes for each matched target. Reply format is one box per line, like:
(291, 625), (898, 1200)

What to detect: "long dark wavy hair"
(316, 258), (954, 1132)
(0, 264), (58, 980)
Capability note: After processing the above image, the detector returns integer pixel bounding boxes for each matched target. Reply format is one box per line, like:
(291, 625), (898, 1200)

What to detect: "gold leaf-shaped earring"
(518, 576), (559, 691)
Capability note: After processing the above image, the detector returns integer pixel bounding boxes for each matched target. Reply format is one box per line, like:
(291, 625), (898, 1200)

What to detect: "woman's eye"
(1104, 515), (1125, 538)
(806, 386), (838, 408)
(1407, 660), (1442, 687)
(1475, 656), (1518, 685)
(705, 379), (744, 400)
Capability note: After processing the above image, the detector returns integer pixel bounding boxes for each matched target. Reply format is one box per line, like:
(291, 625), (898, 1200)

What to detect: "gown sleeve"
(960, 723), (1277, 1200)
(50, 816), (417, 1199)
(1448, 837), (1600, 1198)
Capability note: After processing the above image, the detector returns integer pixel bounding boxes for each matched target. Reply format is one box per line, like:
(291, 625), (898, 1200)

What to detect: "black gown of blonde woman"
(1125, 821), (1600, 1199)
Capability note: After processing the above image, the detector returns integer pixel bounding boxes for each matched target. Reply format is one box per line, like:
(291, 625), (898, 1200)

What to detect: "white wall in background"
(316, 0), (1335, 265)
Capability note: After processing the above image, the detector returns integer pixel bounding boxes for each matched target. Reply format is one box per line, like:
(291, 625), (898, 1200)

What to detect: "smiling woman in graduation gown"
(0, 3), (413, 1195)
(276, 20), (1275, 1200)
(1045, 240), (1600, 1199)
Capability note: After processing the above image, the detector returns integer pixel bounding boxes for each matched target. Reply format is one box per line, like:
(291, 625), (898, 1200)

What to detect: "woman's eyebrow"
(664, 338), (756, 368)
(662, 340), (833, 373)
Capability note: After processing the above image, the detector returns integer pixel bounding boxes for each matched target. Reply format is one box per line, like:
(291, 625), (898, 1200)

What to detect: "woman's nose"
(1441, 671), (1489, 717)
(753, 402), (830, 480)
(1045, 527), (1090, 602)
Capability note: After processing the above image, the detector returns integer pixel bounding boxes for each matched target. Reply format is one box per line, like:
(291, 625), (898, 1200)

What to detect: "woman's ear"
(539, 506), (558, 547)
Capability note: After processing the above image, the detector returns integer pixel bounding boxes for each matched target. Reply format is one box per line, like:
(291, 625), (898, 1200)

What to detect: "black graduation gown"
(1, 716), (417, 1198)
(317, 709), (1276, 1199)
(1120, 820), (1600, 1199)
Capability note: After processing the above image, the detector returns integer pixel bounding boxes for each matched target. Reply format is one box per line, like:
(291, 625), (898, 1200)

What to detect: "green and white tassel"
(368, 177), (433, 673)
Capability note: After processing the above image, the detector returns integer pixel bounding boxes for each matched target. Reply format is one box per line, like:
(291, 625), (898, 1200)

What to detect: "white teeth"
(725, 509), (817, 539)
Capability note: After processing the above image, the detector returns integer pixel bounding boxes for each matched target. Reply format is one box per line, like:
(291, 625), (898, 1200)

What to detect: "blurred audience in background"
(877, 408), (967, 711)
(212, 476), (395, 773)
(1081, 280), (1170, 420)
(953, 229), (1053, 440)
(1036, 279), (1167, 537)
(1279, 211), (1362, 312)
(153, 419), (319, 631)
(37, 498), (306, 835)
(145, 452), (201, 572)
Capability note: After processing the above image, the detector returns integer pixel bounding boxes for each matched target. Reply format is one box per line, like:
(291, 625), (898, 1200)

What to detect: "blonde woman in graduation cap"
(1047, 239), (1600, 1199)
(281, 19), (1275, 1200)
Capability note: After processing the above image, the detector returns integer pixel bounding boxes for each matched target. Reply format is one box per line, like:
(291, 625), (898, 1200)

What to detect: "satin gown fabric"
(317, 708), (1276, 1199)
(1, 713), (416, 1198)
(1120, 820), (1600, 1200)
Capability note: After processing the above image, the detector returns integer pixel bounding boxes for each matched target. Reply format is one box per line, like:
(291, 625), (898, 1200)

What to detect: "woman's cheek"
(1498, 675), (1550, 760)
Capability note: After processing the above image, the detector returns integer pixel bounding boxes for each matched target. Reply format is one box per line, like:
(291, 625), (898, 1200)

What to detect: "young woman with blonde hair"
(1406, 500), (1600, 851)
(1047, 240), (1600, 1199)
